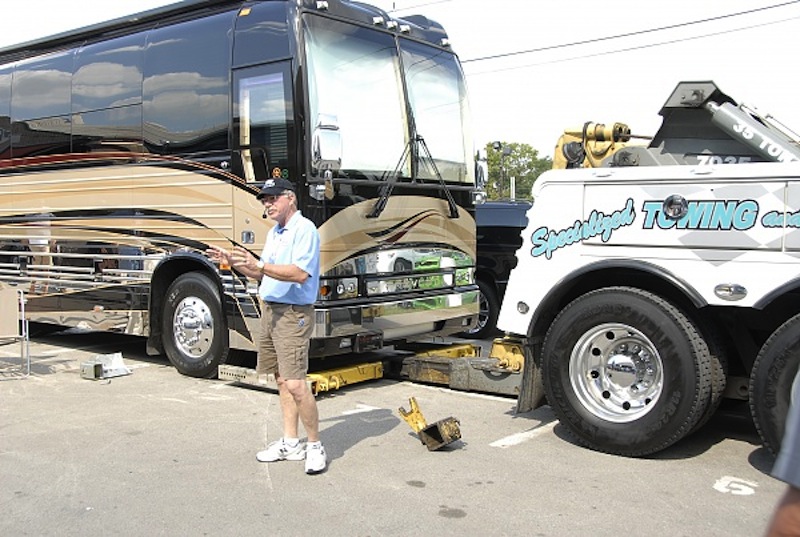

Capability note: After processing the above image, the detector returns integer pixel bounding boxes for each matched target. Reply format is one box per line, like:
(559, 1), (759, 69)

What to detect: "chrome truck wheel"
(542, 287), (712, 456)
(569, 323), (663, 423)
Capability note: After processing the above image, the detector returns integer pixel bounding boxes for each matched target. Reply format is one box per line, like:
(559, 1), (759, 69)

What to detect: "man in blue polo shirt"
(207, 178), (325, 474)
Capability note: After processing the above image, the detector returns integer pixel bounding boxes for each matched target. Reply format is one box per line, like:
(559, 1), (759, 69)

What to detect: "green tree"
(484, 142), (552, 200)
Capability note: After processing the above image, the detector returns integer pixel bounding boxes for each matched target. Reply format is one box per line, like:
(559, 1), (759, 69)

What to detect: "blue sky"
(3, 0), (799, 157)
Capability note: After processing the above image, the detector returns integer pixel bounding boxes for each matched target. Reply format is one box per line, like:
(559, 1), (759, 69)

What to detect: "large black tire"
(27, 321), (66, 337)
(458, 279), (499, 340)
(162, 272), (229, 378)
(749, 313), (800, 455)
(690, 320), (729, 433)
(541, 287), (713, 456)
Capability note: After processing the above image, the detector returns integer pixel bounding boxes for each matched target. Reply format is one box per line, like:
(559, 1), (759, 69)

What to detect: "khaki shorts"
(256, 302), (314, 380)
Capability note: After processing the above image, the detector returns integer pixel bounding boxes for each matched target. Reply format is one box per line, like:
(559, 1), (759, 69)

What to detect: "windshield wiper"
(368, 133), (460, 219)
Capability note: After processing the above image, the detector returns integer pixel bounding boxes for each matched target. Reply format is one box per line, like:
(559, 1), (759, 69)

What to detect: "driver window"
(233, 63), (294, 183)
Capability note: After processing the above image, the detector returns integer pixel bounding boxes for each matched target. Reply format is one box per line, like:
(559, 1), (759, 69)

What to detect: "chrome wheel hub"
(172, 295), (214, 359)
(569, 323), (663, 423)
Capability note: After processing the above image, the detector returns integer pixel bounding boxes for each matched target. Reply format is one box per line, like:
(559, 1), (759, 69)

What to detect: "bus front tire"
(162, 272), (229, 378)
(458, 279), (499, 340)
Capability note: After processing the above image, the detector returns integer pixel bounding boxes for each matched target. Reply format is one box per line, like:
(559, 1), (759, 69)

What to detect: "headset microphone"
(262, 210), (267, 219)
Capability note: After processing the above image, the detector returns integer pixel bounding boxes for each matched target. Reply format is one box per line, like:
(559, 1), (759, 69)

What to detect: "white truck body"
(500, 162), (800, 335)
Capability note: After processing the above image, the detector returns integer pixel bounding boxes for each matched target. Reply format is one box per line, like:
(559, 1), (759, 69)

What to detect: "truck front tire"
(542, 287), (713, 456)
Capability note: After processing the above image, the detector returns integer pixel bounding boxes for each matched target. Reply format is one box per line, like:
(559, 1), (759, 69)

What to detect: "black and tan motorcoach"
(0, 0), (481, 377)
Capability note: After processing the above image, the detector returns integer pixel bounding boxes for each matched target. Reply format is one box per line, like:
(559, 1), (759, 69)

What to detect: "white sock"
(284, 437), (299, 447)
(307, 440), (321, 448)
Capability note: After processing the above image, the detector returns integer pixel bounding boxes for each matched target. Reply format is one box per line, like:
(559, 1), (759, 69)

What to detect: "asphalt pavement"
(0, 329), (787, 536)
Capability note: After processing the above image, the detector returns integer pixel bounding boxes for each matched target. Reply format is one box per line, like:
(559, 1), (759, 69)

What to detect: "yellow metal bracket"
(398, 397), (461, 451)
(398, 396), (428, 433)
(489, 337), (525, 372)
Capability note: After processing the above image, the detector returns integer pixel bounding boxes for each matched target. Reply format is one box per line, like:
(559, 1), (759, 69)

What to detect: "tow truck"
(498, 80), (800, 456)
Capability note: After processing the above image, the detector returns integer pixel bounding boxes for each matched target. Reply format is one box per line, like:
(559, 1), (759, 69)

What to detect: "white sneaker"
(305, 443), (327, 474)
(256, 439), (306, 462)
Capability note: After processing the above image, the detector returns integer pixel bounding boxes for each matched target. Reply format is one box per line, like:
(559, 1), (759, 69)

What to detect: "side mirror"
(312, 114), (342, 174)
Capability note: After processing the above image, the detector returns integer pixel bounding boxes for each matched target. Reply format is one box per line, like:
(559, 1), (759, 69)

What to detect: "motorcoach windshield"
(303, 15), (473, 184)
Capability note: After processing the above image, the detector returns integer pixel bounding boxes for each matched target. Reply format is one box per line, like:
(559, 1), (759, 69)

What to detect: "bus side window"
(73, 34), (144, 113)
(10, 49), (73, 159)
(71, 34), (145, 155)
(142, 11), (233, 157)
(0, 66), (10, 160)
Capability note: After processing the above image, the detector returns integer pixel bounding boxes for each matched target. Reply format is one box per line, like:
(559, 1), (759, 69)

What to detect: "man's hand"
(765, 485), (800, 537)
(205, 245), (232, 268)
(230, 245), (258, 272)
(207, 245), (263, 279)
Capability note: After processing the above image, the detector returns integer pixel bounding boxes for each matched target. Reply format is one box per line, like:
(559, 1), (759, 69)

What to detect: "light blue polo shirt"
(258, 211), (320, 305)
(772, 369), (800, 488)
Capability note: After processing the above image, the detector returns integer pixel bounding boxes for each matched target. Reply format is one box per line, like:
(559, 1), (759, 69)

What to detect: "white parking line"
(342, 404), (382, 415)
(490, 420), (557, 448)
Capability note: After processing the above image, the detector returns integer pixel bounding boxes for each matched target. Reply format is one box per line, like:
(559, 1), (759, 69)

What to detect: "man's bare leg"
(282, 378), (319, 442)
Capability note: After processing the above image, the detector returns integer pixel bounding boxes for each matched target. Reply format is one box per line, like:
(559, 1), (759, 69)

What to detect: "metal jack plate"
(398, 397), (461, 451)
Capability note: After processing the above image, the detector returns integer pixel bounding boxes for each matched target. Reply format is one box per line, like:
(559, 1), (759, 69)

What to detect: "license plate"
(355, 331), (383, 352)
